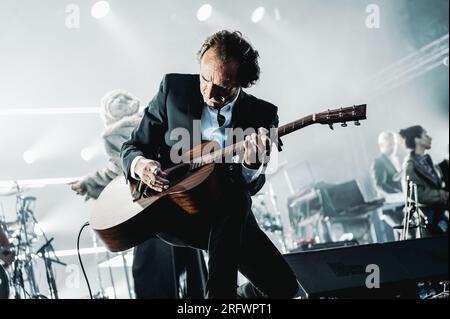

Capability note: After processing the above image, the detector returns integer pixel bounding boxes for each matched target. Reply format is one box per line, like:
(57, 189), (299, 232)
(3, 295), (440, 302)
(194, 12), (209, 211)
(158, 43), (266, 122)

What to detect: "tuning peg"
(329, 123), (334, 130)
(341, 122), (348, 127)
(354, 120), (360, 126)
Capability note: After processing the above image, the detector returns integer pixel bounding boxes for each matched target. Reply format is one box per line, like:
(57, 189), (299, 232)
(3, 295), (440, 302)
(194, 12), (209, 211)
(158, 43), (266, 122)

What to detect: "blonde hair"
(100, 89), (140, 125)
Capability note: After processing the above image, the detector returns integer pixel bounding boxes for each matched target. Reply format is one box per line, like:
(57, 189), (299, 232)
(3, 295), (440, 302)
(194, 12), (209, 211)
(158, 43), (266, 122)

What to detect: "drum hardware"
(0, 264), (9, 299)
(35, 237), (66, 299)
(0, 184), (62, 299)
(400, 178), (428, 240)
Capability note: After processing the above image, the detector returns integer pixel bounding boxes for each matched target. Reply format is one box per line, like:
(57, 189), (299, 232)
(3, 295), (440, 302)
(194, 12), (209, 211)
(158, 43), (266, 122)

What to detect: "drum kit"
(0, 184), (65, 299)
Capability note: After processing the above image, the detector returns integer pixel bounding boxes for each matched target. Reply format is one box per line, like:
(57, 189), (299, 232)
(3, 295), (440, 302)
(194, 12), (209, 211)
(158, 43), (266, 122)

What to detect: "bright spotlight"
(34, 223), (44, 236)
(91, 1), (110, 19)
(197, 4), (212, 21)
(23, 150), (37, 164)
(274, 8), (281, 21)
(251, 7), (265, 23)
(80, 147), (94, 161)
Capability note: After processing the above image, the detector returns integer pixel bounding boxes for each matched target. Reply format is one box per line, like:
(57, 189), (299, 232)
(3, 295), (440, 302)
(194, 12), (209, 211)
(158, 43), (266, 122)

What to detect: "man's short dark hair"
(399, 125), (424, 150)
(197, 30), (260, 88)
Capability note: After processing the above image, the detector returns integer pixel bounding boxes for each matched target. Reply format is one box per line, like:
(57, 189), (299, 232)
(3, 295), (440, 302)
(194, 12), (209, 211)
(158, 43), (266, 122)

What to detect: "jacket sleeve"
(82, 160), (121, 200)
(372, 159), (401, 194)
(121, 76), (168, 183)
(404, 161), (449, 206)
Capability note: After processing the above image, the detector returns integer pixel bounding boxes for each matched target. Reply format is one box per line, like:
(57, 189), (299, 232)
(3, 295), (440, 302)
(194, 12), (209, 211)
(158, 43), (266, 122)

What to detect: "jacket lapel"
(186, 78), (204, 146)
(231, 90), (249, 129)
(381, 154), (397, 174)
(411, 155), (440, 187)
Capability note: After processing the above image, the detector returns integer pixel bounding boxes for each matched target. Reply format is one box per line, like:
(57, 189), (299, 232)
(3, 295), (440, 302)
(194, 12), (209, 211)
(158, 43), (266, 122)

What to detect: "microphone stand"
(36, 237), (66, 299)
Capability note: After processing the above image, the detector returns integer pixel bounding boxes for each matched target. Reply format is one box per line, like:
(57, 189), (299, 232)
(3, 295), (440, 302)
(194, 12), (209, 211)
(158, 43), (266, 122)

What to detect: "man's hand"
(135, 158), (170, 192)
(243, 127), (271, 169)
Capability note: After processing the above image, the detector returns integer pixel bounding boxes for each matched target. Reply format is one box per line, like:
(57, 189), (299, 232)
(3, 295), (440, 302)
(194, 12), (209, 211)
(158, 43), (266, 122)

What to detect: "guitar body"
(90, 141), (224, 252)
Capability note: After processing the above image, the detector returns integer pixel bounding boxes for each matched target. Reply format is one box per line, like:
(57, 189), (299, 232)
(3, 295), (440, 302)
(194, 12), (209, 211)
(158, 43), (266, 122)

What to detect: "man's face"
(416, 130), (432, 150)
(379, 135), (396, 156)
(199, 49), (240, 109)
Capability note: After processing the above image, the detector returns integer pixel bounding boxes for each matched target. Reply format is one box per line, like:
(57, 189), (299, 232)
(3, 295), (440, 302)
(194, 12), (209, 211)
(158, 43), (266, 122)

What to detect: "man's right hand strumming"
(135, 158), (170, 192)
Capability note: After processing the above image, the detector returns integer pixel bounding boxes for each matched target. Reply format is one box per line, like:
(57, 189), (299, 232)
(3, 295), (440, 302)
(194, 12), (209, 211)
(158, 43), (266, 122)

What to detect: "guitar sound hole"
(165, 163), (191, 185)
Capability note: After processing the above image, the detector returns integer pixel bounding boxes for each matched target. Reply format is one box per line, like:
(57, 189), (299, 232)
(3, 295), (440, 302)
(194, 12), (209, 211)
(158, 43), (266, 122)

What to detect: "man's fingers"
(143, 177), (164, 192)
(261, 135), (271, 154)
(250, 138), (264, 154)
(153, 167), (168, 178)
(258, 127), (269, 135)
(143, 171), (170, 185)
(142, 170), (170, 192)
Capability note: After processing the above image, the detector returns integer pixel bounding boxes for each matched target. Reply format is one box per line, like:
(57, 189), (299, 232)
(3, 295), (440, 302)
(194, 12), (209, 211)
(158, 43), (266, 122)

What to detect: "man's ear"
(414, 136), (420, 146)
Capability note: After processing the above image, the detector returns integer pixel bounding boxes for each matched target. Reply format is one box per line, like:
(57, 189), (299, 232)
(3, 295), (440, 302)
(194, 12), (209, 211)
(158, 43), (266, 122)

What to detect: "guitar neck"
(192, 114), (315, 167)
(277, 114), (315, 138)
(192, 104), (366, 167)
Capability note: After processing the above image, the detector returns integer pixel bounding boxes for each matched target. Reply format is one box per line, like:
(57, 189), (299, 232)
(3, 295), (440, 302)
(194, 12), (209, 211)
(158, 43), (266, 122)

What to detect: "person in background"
(371, 131), (404, 241)
(372, 131), (403, 195)
(399, 125), (449, 236)
(70, 90), (206, 298)
(438, 146), (449, 193)
(70, 90), (141, 199)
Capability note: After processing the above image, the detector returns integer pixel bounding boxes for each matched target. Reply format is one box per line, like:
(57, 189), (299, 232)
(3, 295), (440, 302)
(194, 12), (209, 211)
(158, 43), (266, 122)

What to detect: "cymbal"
(0, 220), (19, 231)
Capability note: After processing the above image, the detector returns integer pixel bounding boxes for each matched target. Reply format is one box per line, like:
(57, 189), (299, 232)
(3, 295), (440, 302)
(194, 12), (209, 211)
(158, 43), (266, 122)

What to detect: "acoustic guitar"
(90, 104), (367, 252)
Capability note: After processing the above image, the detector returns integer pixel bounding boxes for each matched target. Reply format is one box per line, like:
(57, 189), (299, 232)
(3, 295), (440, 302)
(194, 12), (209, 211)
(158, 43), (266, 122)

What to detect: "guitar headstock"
(315, 104), (367, 129)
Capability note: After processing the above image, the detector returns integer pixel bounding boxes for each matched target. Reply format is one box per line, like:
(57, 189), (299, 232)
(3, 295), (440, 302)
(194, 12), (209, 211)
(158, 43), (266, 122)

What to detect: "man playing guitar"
(121, 30), (300, 299)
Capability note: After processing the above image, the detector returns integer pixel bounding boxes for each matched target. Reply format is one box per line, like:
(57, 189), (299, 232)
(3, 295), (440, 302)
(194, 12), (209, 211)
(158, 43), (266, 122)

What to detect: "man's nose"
(205, 83), (218, 100)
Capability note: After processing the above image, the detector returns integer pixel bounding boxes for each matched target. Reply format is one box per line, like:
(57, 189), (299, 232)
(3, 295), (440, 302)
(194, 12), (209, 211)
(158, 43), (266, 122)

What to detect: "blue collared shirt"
(200, 90), (261, 183)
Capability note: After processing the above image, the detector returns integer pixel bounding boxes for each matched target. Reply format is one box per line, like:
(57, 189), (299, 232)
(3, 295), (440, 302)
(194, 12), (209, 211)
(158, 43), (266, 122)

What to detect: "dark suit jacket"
(371, 154), (403, 194)
(121, 73), (279, 196)
(438, 159), (449, 192)
(403, 152), (448, 207)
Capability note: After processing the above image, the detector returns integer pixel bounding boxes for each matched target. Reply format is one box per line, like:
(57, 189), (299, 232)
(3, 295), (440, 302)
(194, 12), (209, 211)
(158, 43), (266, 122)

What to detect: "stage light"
(34, 223), (44, 236)
(80, 147), (94, 161)
(91, 1), (110, 19)
(0, 107), (100, 116)
(23, 150), (37, 164)
(0, 177), (80, 189)
(53, 246), (107, 257)
(251, 7), (265, 23)
(274, 8), (281, 21)
(197, 4), (212, 21)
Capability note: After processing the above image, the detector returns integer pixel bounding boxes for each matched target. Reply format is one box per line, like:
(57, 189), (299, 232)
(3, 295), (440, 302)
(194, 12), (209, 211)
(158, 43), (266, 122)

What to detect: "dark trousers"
(132, 238), (207, 299)
(153, 184), (298, 299)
